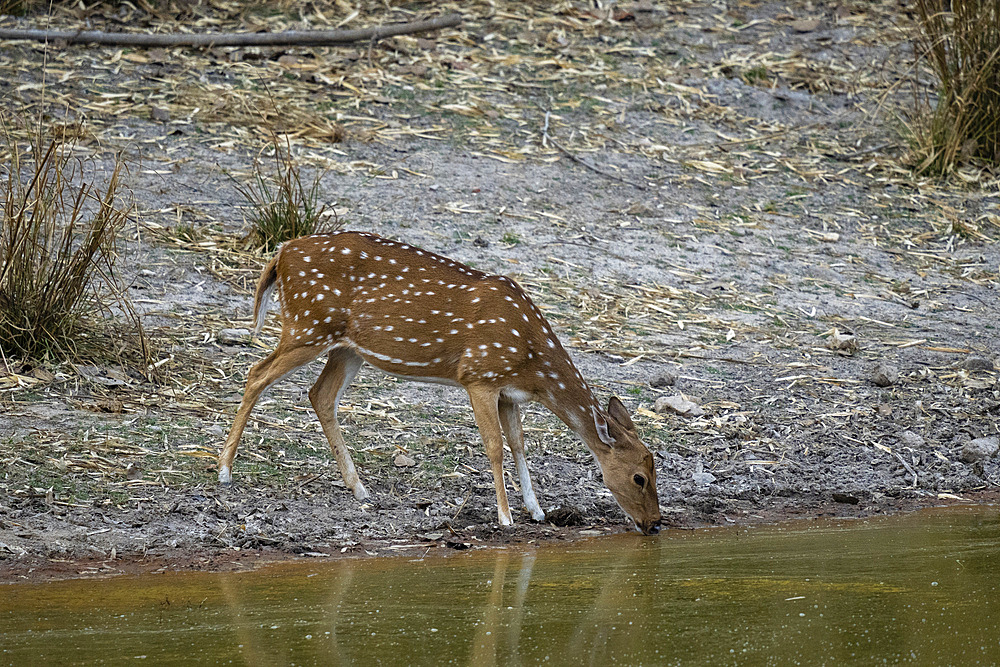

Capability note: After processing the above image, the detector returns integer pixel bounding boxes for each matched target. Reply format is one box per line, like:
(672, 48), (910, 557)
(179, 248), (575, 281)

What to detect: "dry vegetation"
(0, 0), (998, 574)
(910, 0), (1000, 174)
(0, 115), (149, 366)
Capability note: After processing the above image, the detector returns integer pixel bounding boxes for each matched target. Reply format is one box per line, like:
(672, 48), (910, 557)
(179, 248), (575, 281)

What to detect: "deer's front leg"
(499, 397), (545, 521)
(468, 386), (513, 527)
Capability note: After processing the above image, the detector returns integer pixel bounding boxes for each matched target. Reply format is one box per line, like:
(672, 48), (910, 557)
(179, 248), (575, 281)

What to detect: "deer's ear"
(607, 396), (636, 432)
(592, 406), (615, 447)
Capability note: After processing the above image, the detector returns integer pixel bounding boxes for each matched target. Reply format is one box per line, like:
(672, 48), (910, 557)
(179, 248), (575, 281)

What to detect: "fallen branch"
(0, 13), (461, 47)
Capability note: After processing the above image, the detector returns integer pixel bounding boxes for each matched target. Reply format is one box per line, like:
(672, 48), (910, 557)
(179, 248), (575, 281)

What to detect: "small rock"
(871, 361), (899, 387)
(418, 532), (444, 541)
(960, 437), (999, 463)
(790, 18), (821, 32)
(150, 106), (170, 122)
(897, 431), (926, 448)
(218, 328), (252, 345)
(827, 329), (858, 355)
(832, 492), (860, 505)
(877, 404), (893, 417)
(650, 372), (677, 388)
(125, 463), (142, 481)
(654, 395), (705, 417)
(963, 356), (996, 372)
(393, 454), (417, 467)
(692, 471), (716, 486)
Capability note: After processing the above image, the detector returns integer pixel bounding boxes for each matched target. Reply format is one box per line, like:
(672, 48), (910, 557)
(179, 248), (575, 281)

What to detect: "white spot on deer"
(478, 344), (488, 350)
(548, 339), (556, 348)
(450, 329), (459, 335)
(493, 342), (502, 348)
(385, 326), (394, 332)
(408, 338), (418, 343)
(389, 258), (397, 265)
(394, 336), (404, 342)
(303, 256), (311, 263)
(511, 329), (520, 337)
(324, 316), (332, 323)
(341, 248), (351, 255)
(299, 271), (306, 277)
(508, 346), (517, 353)
(315, 294), (325, 301)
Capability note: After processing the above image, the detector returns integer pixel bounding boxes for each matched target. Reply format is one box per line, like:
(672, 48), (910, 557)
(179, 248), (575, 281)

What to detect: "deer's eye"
(633, 474), (646, 488)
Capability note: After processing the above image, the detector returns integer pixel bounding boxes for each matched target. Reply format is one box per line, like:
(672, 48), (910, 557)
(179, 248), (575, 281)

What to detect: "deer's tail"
(252, 250), (281, 334)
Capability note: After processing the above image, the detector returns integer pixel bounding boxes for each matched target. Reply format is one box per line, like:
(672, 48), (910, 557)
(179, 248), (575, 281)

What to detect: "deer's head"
(592, 397), (662, 535)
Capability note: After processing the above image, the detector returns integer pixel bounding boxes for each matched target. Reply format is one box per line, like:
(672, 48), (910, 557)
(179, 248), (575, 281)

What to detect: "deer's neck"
(534, 369), (602, 450)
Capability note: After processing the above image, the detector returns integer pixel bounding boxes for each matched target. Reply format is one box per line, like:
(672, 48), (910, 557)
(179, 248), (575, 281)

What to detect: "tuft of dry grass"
(0, 114), (149, 366)
(910, 0), (1000, 175)
(234, 134), (334, 252)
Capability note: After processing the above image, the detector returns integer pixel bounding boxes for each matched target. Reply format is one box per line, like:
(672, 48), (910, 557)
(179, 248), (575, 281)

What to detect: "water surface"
(2, 507), (999, 665)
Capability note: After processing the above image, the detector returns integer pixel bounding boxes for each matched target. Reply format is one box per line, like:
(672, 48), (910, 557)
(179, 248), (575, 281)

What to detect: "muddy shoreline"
(4, 490), (996, 584)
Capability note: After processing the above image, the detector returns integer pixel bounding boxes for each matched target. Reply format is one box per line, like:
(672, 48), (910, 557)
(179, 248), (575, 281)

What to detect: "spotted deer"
(219, 231), (662, 534)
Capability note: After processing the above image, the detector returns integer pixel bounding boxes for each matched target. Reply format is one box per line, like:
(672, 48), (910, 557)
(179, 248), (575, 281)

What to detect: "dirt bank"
(1, 1), (998, 582)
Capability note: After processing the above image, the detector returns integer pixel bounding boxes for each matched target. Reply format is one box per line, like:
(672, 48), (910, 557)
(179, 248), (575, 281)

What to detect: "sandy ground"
(1, 1), (998, 582)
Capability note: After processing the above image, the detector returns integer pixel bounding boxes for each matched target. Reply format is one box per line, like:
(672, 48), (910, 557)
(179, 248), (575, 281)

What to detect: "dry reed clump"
(0, 115), (149, 366)
(910, 0), (1000, 175)
(234, 135), (333, 253)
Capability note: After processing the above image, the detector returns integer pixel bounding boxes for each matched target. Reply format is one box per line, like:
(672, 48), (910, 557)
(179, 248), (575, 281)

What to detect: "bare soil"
(1, 1), (998, 583)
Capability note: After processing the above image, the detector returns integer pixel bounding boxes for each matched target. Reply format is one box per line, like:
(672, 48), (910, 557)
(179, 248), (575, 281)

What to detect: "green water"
(2, 507), (999, 665)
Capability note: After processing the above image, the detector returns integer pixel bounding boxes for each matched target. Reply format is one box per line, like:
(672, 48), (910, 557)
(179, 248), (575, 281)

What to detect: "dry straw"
(910, 0), (1000, 174)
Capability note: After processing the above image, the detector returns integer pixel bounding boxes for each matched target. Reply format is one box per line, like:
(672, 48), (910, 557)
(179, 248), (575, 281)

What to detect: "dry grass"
(910, 0), (1000, 174)
(234, 134), (335, 252)
(0, 114), (149, 366)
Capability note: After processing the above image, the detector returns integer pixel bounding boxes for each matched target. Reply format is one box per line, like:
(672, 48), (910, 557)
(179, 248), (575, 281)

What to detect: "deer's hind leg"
(309, 347), (368, 500)
(219, 342), (327, 483)
(468, 385), (513, 527)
